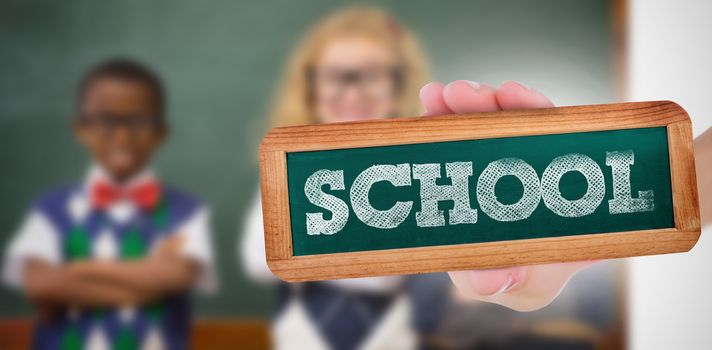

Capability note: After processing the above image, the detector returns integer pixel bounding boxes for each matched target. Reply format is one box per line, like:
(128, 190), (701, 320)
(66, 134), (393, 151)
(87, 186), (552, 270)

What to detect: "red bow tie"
(91, 180), (161, 211)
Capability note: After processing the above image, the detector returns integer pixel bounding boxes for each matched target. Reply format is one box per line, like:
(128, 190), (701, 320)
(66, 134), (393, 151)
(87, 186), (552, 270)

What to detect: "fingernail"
(467, 81), (497, 91)
(466, 80), (481, 90)
(501, 267), (527, 294)
(467, 267), (527, 296)
(493, 274), (515, 295)
(502, 80), (531, 90)
(420, 81), (436, 93)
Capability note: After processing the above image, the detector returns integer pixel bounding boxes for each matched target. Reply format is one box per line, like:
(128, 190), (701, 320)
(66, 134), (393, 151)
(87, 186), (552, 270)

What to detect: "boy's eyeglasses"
(78, 113), (163, 137)
(307, 66), (403, 102)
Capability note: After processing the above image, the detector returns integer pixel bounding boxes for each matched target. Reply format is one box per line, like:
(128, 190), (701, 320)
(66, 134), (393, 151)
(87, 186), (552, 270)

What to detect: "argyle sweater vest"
(274, 273), (451, 350)
(31, 185), (201, 350)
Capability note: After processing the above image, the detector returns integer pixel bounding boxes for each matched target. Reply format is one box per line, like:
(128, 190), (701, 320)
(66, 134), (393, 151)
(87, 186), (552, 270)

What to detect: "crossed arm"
(23, 235), (198, 308)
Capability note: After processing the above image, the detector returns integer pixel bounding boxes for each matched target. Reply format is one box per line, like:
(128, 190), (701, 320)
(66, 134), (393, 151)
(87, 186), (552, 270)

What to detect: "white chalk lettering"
(541, 153), (605, 217)
(304, 170), (349, 235)
(606, 150), (655, 214)
(413, 162), (478, 227)
(477, 158), (541, 222)
(302, 150), (656, 234)
(350, 164), (413, 229)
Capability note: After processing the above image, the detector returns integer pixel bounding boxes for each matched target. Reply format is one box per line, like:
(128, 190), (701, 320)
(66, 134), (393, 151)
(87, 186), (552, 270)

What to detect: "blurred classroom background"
(1, 0), (710, 349)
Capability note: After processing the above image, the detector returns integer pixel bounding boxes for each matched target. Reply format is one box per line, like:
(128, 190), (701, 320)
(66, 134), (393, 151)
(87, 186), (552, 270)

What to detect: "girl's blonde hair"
(268, 7), (429, 128)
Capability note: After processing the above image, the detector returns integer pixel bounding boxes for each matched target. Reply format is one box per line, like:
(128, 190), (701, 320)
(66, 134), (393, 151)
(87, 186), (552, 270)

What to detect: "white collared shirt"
(2, 165), (217, 293)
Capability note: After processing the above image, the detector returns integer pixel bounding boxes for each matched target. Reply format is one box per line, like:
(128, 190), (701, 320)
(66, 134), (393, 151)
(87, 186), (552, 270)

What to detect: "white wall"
(628, 0), (712, 349)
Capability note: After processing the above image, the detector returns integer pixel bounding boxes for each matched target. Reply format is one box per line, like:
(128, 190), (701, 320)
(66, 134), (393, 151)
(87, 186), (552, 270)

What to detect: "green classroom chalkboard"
(0, 0), (626, 316)
(260, 101), (700, 282)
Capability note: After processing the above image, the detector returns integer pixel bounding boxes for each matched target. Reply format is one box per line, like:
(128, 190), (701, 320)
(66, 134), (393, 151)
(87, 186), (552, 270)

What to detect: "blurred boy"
(3, 59), (215, 350)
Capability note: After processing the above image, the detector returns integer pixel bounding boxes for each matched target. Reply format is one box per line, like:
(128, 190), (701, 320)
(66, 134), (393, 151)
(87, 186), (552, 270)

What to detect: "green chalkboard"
(287, 127), (674, 256)
(1, 0), (615, 315)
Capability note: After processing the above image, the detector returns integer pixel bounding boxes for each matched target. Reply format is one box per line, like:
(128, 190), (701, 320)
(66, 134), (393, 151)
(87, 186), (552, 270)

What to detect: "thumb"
(450, 266), (528, 297)
(449, 261), (599, 311)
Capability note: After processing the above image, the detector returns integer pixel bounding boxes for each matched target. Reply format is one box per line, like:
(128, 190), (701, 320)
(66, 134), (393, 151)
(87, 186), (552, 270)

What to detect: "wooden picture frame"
(260, 101), (700, 282)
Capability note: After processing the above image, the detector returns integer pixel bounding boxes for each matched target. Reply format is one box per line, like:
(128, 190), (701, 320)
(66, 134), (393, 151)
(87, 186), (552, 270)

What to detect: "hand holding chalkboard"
(259, 81), (700, 313)
(421, 81), (599, 311)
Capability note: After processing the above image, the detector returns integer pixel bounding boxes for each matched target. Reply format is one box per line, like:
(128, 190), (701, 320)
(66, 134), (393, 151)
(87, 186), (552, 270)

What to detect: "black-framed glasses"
(307, 66), (403, 102)
(78, 112), (163, 137)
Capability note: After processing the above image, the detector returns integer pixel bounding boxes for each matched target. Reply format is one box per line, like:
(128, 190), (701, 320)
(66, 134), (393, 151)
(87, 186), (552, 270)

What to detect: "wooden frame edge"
(267, 228), (699, 282)
(261, 101), (688, 152)
(668, 119), (701, 234)
(259, 149), (292, 262)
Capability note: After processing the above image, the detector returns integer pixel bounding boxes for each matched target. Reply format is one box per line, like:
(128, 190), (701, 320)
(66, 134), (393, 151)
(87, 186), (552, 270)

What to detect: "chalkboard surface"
(260, 101), (700, 282)
(287, 127), (673, 256)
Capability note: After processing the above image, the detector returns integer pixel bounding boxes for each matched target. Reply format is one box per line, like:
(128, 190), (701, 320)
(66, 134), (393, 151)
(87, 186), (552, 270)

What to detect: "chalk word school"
(261, 101), (697, 281)
(304, 150), (653, 235)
